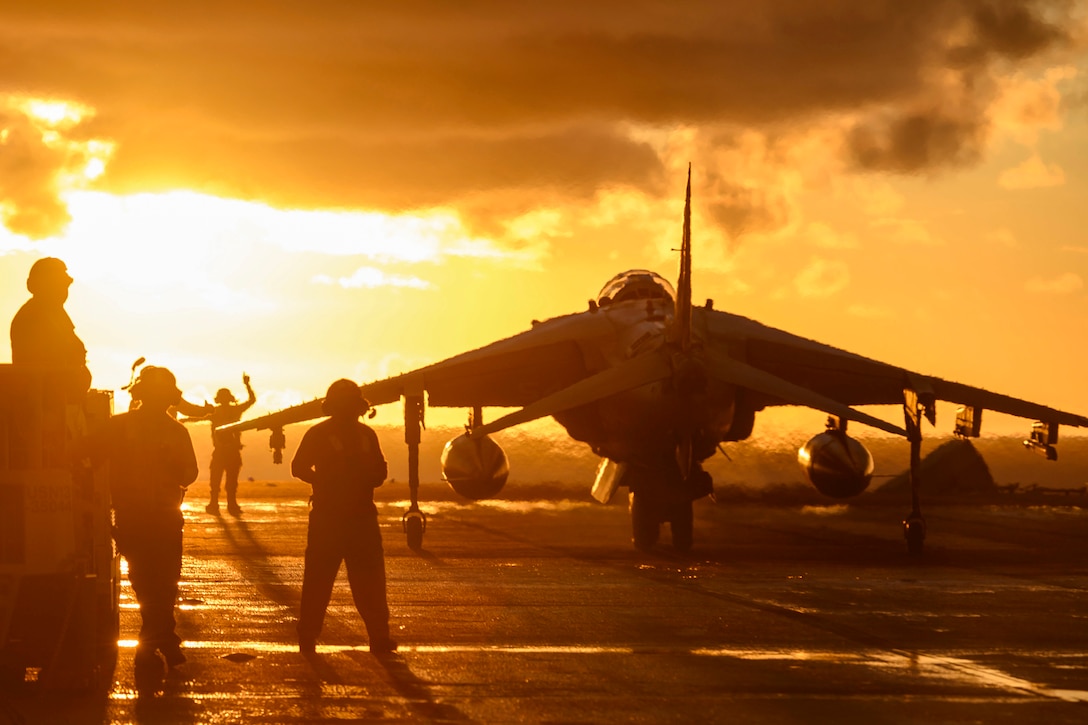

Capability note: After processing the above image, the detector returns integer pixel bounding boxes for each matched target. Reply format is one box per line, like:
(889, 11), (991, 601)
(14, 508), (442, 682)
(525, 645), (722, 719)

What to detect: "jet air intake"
(441, 432), (510, 500)
(798, 429), (874, 499)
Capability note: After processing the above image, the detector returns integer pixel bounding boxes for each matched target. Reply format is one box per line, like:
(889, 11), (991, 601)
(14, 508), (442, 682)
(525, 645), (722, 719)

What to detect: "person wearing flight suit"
(10, 256), (92, 395)
(291, 379), (397, 655)
(85, 366), (199, 677)
(184, 373), (256, 516)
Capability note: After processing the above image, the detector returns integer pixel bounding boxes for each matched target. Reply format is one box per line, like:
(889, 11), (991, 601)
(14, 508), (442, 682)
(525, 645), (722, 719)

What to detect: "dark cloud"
(97, 120), (667, 210)
(0, 1), (1078, 234)
(704, 181), (794, 243)
(842, 0), (1075, 174)
(847, 110), (988, 173)
(967, 0), (1071, 60)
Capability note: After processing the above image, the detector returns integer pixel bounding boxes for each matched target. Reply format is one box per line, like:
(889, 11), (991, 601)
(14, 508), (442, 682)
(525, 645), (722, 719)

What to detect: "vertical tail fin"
(674, 164), (693, 351)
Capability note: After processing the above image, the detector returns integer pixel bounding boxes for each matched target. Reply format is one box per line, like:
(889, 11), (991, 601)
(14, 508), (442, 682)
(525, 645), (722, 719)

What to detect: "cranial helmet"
(215, 388), (236, 404)
(27, 257), (73, 295)
(321, 378), (370, 417)
(129, 366), (183, 405)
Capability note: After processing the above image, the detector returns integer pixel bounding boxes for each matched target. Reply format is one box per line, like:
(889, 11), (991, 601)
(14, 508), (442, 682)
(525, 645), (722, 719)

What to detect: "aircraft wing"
(697, 307), (1088, 429)
(226, 300), (1086, 439)
(224, 308), (619, 434)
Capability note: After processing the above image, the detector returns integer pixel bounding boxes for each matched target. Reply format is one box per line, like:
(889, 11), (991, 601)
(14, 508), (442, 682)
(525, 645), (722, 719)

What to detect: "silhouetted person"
(10, 257), (91, 395)
(184, 373), (256, 515)
(127, 365), (212, 419)
(81, 366), (198, 680)
(291, 379), (396, 655)
(176, 396), (214, 418)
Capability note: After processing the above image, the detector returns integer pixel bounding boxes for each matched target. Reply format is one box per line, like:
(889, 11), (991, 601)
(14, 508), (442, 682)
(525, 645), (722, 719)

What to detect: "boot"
(226, 483), (242, 516)
(134, 645), (166, 690)
(367, 623), (398, 654)
(370, 636), (398, 654)
(160, 642), (186, 668)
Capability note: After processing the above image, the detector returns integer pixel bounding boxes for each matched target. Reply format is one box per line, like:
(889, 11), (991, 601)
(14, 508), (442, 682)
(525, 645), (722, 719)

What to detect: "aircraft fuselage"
(551, 274), (736, 478)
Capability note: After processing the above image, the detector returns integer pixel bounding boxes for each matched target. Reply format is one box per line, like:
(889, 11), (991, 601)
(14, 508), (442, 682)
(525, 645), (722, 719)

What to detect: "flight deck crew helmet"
(215, 388), (236, 404)
(129, 366), (183, 406)
(322, 379), (370, 417)
(27, 257), (73, 294)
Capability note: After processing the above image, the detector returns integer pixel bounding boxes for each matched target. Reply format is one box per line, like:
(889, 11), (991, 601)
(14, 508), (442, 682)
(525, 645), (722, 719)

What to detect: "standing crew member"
(184, 373), (256, 515)
(291, 379), (397, 655)
(10, 256), (91, 395)
(82, 366), (198, 678)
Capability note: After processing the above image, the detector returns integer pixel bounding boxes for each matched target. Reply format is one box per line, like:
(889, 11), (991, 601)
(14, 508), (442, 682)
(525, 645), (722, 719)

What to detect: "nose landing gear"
(628, 478), (698, 554)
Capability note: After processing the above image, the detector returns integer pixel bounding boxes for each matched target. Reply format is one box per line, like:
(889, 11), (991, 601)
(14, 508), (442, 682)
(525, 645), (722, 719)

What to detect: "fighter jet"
(223, 167), (1088, 554)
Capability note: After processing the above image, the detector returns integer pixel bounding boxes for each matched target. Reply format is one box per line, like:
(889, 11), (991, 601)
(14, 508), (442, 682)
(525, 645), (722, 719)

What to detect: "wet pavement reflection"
(2, 480), (1087, 723)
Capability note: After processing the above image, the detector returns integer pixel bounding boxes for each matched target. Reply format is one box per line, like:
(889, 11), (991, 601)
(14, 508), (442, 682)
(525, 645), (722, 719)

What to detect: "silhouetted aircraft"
(224, 167), (1088, 554)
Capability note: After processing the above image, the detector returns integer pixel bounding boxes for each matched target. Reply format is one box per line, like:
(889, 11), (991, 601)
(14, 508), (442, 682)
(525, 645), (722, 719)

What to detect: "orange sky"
(2, 2), (1088, 449)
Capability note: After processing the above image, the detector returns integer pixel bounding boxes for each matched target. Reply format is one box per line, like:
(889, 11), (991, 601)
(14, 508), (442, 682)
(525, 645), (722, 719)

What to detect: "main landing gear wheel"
(403, 509), (427, 551)
(630, 493), (693, 552)
(669, 500), (694, 553)
(629, 491), (659, 551)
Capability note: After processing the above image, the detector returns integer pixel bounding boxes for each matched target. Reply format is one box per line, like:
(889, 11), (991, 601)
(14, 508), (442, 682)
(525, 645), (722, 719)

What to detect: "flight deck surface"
(3, 480), (1086, 724)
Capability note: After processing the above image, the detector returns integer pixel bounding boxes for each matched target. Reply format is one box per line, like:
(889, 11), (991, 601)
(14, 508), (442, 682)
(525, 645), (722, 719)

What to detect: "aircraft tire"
(406, 515), (424, 551)
(629, 491), (659, 550)
(670, 501), (694, 553)
(904, 516), (925, 556)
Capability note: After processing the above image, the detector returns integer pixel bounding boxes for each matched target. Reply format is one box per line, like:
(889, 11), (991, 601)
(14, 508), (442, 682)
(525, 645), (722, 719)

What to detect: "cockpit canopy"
(596, 269), (677, 306)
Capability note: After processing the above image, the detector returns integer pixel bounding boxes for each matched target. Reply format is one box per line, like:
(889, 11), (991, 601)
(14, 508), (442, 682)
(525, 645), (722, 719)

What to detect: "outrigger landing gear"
(403, 508), (426, 551)
(401, 394), (428, 551)
(903, 512), (926, 556)
(902, 388), (929, 556)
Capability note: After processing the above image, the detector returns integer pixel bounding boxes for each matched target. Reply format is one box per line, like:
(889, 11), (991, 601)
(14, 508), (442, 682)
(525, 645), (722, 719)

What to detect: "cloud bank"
(0, 1), (1082, 239)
